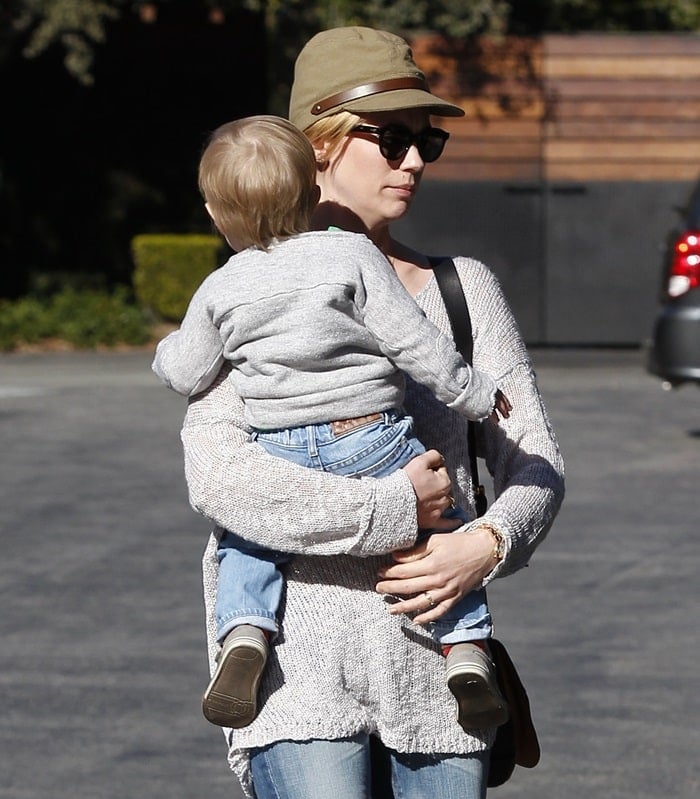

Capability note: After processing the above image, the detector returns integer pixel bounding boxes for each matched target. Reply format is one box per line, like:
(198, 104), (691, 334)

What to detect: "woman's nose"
(401, 144), (424, 170)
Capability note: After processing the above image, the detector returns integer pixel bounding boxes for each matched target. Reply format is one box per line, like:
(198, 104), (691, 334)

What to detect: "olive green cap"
(289, 26), (464, 131)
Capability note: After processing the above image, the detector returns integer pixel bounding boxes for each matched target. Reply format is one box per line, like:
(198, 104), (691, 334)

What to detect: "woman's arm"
(376, 259), (565, 621)
(466, 259), (565, 576)
(181, 363), (453, 556)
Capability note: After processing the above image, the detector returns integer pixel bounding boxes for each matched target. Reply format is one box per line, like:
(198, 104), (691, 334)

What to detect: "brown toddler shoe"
(445, 642), (509, 730)
(202, 624), (268, 728)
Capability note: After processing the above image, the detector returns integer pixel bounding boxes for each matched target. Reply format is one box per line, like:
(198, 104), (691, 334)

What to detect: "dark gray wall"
(394, 179), (695, 345)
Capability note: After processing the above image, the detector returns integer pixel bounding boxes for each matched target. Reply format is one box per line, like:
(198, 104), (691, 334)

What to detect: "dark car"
(647, 181), (700, 387)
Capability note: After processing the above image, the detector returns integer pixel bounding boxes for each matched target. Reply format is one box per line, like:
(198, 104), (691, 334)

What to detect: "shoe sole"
(447, 671), (509, 729)
(202, 642), (266, 728)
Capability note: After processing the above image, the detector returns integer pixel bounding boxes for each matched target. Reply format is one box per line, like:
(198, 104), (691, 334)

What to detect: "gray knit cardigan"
(180, 256), (565, 796)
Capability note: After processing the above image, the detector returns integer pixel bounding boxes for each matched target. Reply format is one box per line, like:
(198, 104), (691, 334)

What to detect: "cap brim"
(340, 89), (464, 118)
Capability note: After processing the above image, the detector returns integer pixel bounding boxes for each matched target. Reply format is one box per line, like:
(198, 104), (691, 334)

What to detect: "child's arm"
(358, 244), (507, 421)
(152, 279), (225, 397)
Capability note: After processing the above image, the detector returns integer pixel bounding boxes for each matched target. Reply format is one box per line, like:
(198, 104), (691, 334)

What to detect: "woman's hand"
(376, 526), (497, 624)
(402, 450), (460, 530)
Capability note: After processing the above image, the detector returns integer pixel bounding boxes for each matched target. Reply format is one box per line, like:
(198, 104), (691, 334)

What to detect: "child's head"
(198, 115), (319, 250)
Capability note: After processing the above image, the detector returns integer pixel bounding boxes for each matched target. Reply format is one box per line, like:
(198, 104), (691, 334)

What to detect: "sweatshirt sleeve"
(357, 245), (497, 420)
(180, 362), (419, 557)
(151, 278), (225, 397)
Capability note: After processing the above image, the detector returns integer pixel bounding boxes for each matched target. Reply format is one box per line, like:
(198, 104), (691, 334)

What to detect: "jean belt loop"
(306, 424), (319, 458)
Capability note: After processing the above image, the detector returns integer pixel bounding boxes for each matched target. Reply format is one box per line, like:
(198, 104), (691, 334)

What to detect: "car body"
(647, 180), (700, 387)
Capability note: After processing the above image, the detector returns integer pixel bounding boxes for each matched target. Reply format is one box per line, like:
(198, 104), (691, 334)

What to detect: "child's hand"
(403, 450), (460, 530)
(491, 389), (512, 423)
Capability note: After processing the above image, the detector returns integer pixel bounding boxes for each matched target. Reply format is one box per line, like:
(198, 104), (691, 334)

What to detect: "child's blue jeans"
(215, 409), (492, 645)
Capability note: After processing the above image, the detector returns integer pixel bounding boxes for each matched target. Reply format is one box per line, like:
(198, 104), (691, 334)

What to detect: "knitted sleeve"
(180, 363), (419, 556)
(433, 258), (565, 579)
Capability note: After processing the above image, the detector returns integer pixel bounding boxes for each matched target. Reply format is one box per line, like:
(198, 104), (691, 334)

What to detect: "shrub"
(0, 296), (55, 350)
(49, 287), (151, 348)
(132, 233), (224, 322)
(0, 287), (151, 351)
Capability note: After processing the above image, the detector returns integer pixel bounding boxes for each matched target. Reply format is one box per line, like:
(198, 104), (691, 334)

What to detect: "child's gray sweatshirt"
(152, 230), (496, 430)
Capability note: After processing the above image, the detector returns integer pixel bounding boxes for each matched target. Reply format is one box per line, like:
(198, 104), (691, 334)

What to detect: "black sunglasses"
(350, 124), (450, 163)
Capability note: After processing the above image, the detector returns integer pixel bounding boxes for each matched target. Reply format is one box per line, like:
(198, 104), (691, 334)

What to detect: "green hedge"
(132, 233), (223, 322)
(0, 287), (151, 351)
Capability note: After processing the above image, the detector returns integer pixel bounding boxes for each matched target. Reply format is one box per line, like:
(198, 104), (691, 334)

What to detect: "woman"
(181, 26), (565, 799)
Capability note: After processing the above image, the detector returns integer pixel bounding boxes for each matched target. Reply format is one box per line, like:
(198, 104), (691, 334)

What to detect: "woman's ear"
(313, 140), (330, 172)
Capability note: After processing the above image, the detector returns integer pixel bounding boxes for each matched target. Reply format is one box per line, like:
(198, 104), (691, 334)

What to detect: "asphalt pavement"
(1, 348), (698, 798)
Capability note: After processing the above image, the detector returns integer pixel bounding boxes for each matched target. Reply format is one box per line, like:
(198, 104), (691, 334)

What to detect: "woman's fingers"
(376, 530), (493, 626)
(379, 584), (457, 624)
(376, 556), (441, 596)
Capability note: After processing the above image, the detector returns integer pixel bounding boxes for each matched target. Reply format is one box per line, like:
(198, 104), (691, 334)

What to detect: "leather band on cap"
(311, 77), (429, 116)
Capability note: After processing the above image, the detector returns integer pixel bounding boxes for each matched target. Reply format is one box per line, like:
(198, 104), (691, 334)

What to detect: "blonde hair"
(304, 111), (362, 166)
(199, 115), (318, 250)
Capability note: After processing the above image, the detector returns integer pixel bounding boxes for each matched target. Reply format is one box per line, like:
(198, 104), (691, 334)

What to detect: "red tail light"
(668, 230), (700, 298)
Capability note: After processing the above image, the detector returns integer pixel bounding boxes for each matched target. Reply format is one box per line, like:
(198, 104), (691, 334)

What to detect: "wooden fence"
(412, 33), (700, 183)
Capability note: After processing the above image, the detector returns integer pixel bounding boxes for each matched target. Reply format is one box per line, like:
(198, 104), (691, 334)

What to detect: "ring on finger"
(423, 591), (437, 609)
(447, 495), (456, 509)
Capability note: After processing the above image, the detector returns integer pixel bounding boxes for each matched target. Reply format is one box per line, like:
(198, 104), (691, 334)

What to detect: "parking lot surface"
(1, 348), (698, 798)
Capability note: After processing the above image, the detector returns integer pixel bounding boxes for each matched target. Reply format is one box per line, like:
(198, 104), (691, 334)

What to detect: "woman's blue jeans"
(249, 733), (489, 799)
(215, 410), (492, 644)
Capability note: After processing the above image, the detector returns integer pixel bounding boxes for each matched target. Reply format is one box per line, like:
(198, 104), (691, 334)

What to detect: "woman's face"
(316, 108), (434, 236)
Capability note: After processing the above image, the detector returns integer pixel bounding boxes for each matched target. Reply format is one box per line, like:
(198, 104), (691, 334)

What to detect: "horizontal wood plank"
(544, 78), (700, 98)
(545, 161), (700, 181)
(443, 118), (542, 138)
(544, 120), (700, 139)
(427, 161), (542, 181)
(545, 55), (700, 79)
(544, 33), (700, 56)
(444, 140), (541, 161)
(453, 98), (545, 119)
(413, 32), (700, 182)
(545, 139), (700, 161)
(552, 99), (700, 120)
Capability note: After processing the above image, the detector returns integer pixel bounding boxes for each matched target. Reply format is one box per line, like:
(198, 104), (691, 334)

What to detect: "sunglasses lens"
(378, 129), (411, 161)
(418, 131), (447, 163)
(354, 125), (448, 163)
(377, 127), (447, 163)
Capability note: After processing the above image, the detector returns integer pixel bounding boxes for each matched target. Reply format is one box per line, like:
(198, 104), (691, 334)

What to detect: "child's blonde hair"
(199, 115), (318, 250)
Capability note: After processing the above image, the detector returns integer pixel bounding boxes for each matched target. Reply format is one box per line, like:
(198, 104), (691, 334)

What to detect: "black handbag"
(431, 257), (541, 788)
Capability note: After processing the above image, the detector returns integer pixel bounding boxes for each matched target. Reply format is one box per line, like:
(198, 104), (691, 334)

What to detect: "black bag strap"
(430, 257), (487, 517)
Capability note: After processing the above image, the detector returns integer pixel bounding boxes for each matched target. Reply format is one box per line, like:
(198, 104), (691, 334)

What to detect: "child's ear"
(204, 202), (224, 237)
(204, 202), (231, 248)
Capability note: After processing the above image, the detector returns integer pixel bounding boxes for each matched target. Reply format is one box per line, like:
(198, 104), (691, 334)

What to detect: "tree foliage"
(6, 0), (699, 89)
(5, 0), (120, 84)
(509, 0), (700, 33)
